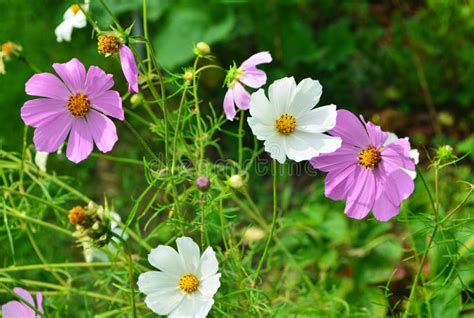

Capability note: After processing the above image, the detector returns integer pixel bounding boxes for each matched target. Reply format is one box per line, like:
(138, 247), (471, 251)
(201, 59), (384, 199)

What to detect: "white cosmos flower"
(384, 132), (419, 179)
(138, 237), (221, 318)
(55, 2), (89, 42)
(247, 77), (342, 163)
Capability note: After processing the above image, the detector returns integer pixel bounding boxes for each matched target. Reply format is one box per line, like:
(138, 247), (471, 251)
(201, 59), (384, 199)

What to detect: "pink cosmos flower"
(310, 109), (416, 221)
(223, 51), (272, 121)
(21, 58), (124, 163)
(119, 44), (139, 93)
(1, 288), (43, 318)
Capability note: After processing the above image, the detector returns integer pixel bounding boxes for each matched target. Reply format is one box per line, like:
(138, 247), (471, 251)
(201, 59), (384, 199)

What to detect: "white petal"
(290, 78), (322, 118)
(383, 132), (398, 146)
(137, 271), (178, 295)
(55, 20), (74, 42)
(84, 247), (109, 263)
(170, 294), (214, 318)
(248, 89), (277, 125)
(34, 151), (49, 172)
(63, 8), (75, 19)
(410, 149), (420, 164)
(71, 11), (87, 28)
(198, 247), (219, 279)
(199, 273), (221, 298)
(296, 104), (337, 133)
(286, 131), (342, 162)
(145, 289), (184, 316)
(268, 77), (296, 114)
(263, 135), (287, 163)
(176, 237), (201, 273)
(148, 245), (184, 277)
(247, 117), (275, 141)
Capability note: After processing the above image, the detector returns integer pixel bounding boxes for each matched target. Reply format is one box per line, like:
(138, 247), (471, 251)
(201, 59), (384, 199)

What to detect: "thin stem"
(195, 64), (226, 75)
(171, 87), (188, 175)
(238, 110), (245, 168)
(192, 57), (204, 171)
(0, 262), (120, 273)
(254, 160), (278, 283)
(98, 0), (122, 29)
(3, 206), (72, 236)
(19, 126), (28, 192)
(127, 250), (137, 318)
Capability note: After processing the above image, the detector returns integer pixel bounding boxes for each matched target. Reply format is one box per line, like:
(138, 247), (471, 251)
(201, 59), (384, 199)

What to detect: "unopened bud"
(228, 174), (244, 189)
(195, 42), (210, 56)
(130, 93), (143, 107)
(243, 227), (265, 243)
(183, 70), (193, 82)
(435, 145), (455, 162)
(195, 176), (210, 191)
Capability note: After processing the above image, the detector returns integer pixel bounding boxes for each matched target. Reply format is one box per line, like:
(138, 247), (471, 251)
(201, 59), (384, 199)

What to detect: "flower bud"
(130, 93), (143, 107)
(183, 70), (193, 82)
(435, 145), (456, 162)
(1, 41), (22, 59)
(195, 42), (210, 56)
(243, 227), (265, 243)
(68, 206), (88, 226)
(228, 174), (244, 189)
(195, 176), (210, 191)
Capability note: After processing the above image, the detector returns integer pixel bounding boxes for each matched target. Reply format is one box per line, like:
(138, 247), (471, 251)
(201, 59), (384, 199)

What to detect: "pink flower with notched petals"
(310, 109), (416, 221)
(21, 58), (124, 163)
(223, 51), (272, 121)
(1, 288), (43, 318)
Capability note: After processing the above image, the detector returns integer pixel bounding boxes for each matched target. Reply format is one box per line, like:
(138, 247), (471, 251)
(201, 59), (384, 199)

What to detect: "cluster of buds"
(0, 41), (22, 75)
(69, 202), (113, 248)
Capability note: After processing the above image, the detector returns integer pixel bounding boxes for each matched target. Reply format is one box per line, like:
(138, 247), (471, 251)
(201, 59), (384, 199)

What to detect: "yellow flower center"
(179, 274), (199, 293)
(97, 35), (120, 56)
(1, 42), (13, 56)
(70, 4), (81, 14)
(67, 94), (91, 117)
(275, 113), (296, 135)
(358, 147), (382, 169)
(68, 206), (87, 225)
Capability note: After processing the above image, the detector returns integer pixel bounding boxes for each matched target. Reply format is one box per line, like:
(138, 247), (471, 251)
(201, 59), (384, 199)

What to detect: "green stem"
(238, 110), (245, 168)
(98, 0), (122, 29)
(171, 87), (188, 175)
(19, 126), (28, 192)
(254, 160), (278, 283)
(0, 262), (120, 273)
(3, 206), (72, 236)
(192, 57), (204, 172)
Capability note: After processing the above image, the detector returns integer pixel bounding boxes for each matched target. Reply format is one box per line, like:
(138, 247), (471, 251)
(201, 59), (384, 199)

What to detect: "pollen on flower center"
(98, 35), (120, 56)
(67, 94), (91, 117)
(358, 147), (382, 169)
(70, 4), (81, 14)
(1, 42), (13, 56)
(179, 274), (199, 293)
(275, 113), (296, 135)
(68, 206), (87, 225)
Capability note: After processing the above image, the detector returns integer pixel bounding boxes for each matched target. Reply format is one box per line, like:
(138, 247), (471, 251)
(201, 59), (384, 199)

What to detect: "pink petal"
(384, 169), (415, 205)
(223, 88), (236, 121)
(344, 166), (375, 219)
(52, 58), (87, 93)
(2, 301), (34, 318)
(36, 292), (43, 314)
(13, 288), (35, 308)
(66, 119), (94, 163)
(324, 164), (357, 200)
(21, 98), (68, 128)
(84, 66), (114, 99)
(232, 82), (251, 110)
(90, 90), (124, 120)
(240, 66), (267, 89)
(365, 121), (388, 148)
(86, 110), (118, 153)
(310, 144), (358, 172)
(33, 112), (73, 152)
(329, 110), (370, 148)
(240, 51), (272, 69)
(381, 138), (415, 173)
(119, 44), (139, 93)
(372, 180), (400, 221)
(25, 73), (70, 100)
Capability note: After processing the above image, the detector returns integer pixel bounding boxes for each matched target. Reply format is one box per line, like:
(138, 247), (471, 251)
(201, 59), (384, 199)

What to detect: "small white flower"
(55, 2), (89, 42)
(384, 132), (419, 179)
(247, 77), (342, 163)
(84, 212), (128, 262)
(138, 237), (221, 317)
(34, 151), (49, 172)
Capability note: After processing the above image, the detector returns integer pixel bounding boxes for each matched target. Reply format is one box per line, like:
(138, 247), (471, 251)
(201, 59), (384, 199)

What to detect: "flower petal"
(176, 237), (201, 273)
(198, 247), (219, 279)
(33, 112), (72, 152)
(365, 121), (388, 148)
(383, 169), (415, 205)
(86, 110), (118, 153)
(170, 294), (214, 318)
(119, 45), (139, 93)
(66, 119), (93, 163)
(268, 77), (296, 114)
(290, 78), (322, 118)
(137, 271), (178, 295)
(145, 290), (184, 316)
(310, 144), (359, 172)
(286, 131), (341, 162)
(90, 90), (124, 120)
(247, 117), (274, 140)
(329, 109), (369, 148)
(52, 58), (87, 93)
(199, 273), (221, 298)
(2, 301), (34, 318)
(71, 11), (87, 28)
(240, 66), (267, 89)
(223, 88), (236, 121)
(324, 164), (357, 200)
(240, 51), (272, 69)
(84, 66), (114, 99)
(296, 104), (337, 134)
(21, 98), (68, 128)
(25, 73), (70, 100)
(55, 20), (74, 42)
(232, 82), (251, 110)
(148, 245), (184, 277)
(248, 88), (277, 125)
(263, 135), (287, 163)
(381, 138), (416, 173)
(344, 166), (375, 219)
